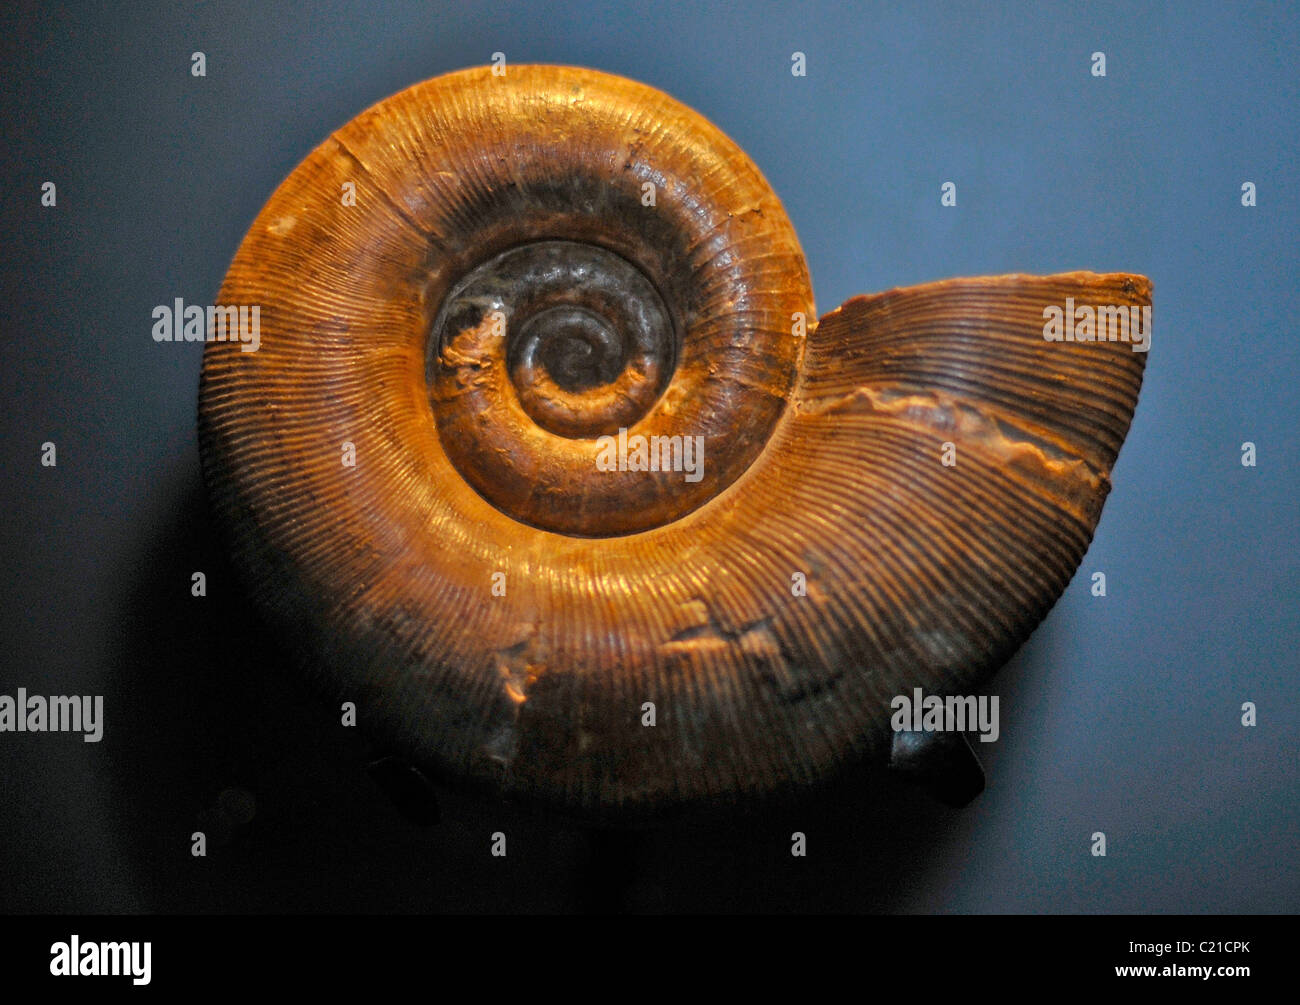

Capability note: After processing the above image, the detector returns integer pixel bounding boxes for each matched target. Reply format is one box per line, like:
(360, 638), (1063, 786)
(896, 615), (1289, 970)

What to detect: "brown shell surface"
(198, 65), (1150, 817)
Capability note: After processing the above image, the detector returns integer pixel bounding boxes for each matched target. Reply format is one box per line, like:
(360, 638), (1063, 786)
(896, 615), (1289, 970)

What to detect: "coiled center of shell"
(431, 241), (676, 439)
(423, 209), (803, 539)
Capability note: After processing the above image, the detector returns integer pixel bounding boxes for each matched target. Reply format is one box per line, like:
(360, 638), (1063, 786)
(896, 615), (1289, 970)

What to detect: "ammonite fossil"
(198, 65), (1150, 819)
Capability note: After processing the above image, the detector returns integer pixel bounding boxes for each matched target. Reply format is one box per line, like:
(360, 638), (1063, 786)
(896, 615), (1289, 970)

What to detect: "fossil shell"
(198, 65), (1150, 818)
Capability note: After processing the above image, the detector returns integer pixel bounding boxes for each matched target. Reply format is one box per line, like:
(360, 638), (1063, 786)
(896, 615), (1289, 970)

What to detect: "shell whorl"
(198, 65), (1149, 817)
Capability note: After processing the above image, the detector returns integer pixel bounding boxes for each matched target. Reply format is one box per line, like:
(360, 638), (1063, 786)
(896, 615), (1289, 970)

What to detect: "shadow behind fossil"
(105, 459), (1040, 912)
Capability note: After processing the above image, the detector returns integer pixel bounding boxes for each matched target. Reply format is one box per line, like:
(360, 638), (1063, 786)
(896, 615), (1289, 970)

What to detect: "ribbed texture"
(198, 66), (1149, 818)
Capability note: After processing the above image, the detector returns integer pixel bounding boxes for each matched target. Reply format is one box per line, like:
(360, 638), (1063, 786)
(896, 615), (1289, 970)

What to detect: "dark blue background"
(1, 1), (1295, 912)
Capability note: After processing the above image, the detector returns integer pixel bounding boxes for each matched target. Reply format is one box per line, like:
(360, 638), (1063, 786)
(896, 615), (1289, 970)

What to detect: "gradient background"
(1, 1), (1295, 913)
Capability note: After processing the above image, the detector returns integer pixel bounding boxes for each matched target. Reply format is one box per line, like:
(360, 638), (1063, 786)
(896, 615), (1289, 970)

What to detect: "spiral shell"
(198, 65), (1150, 817)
